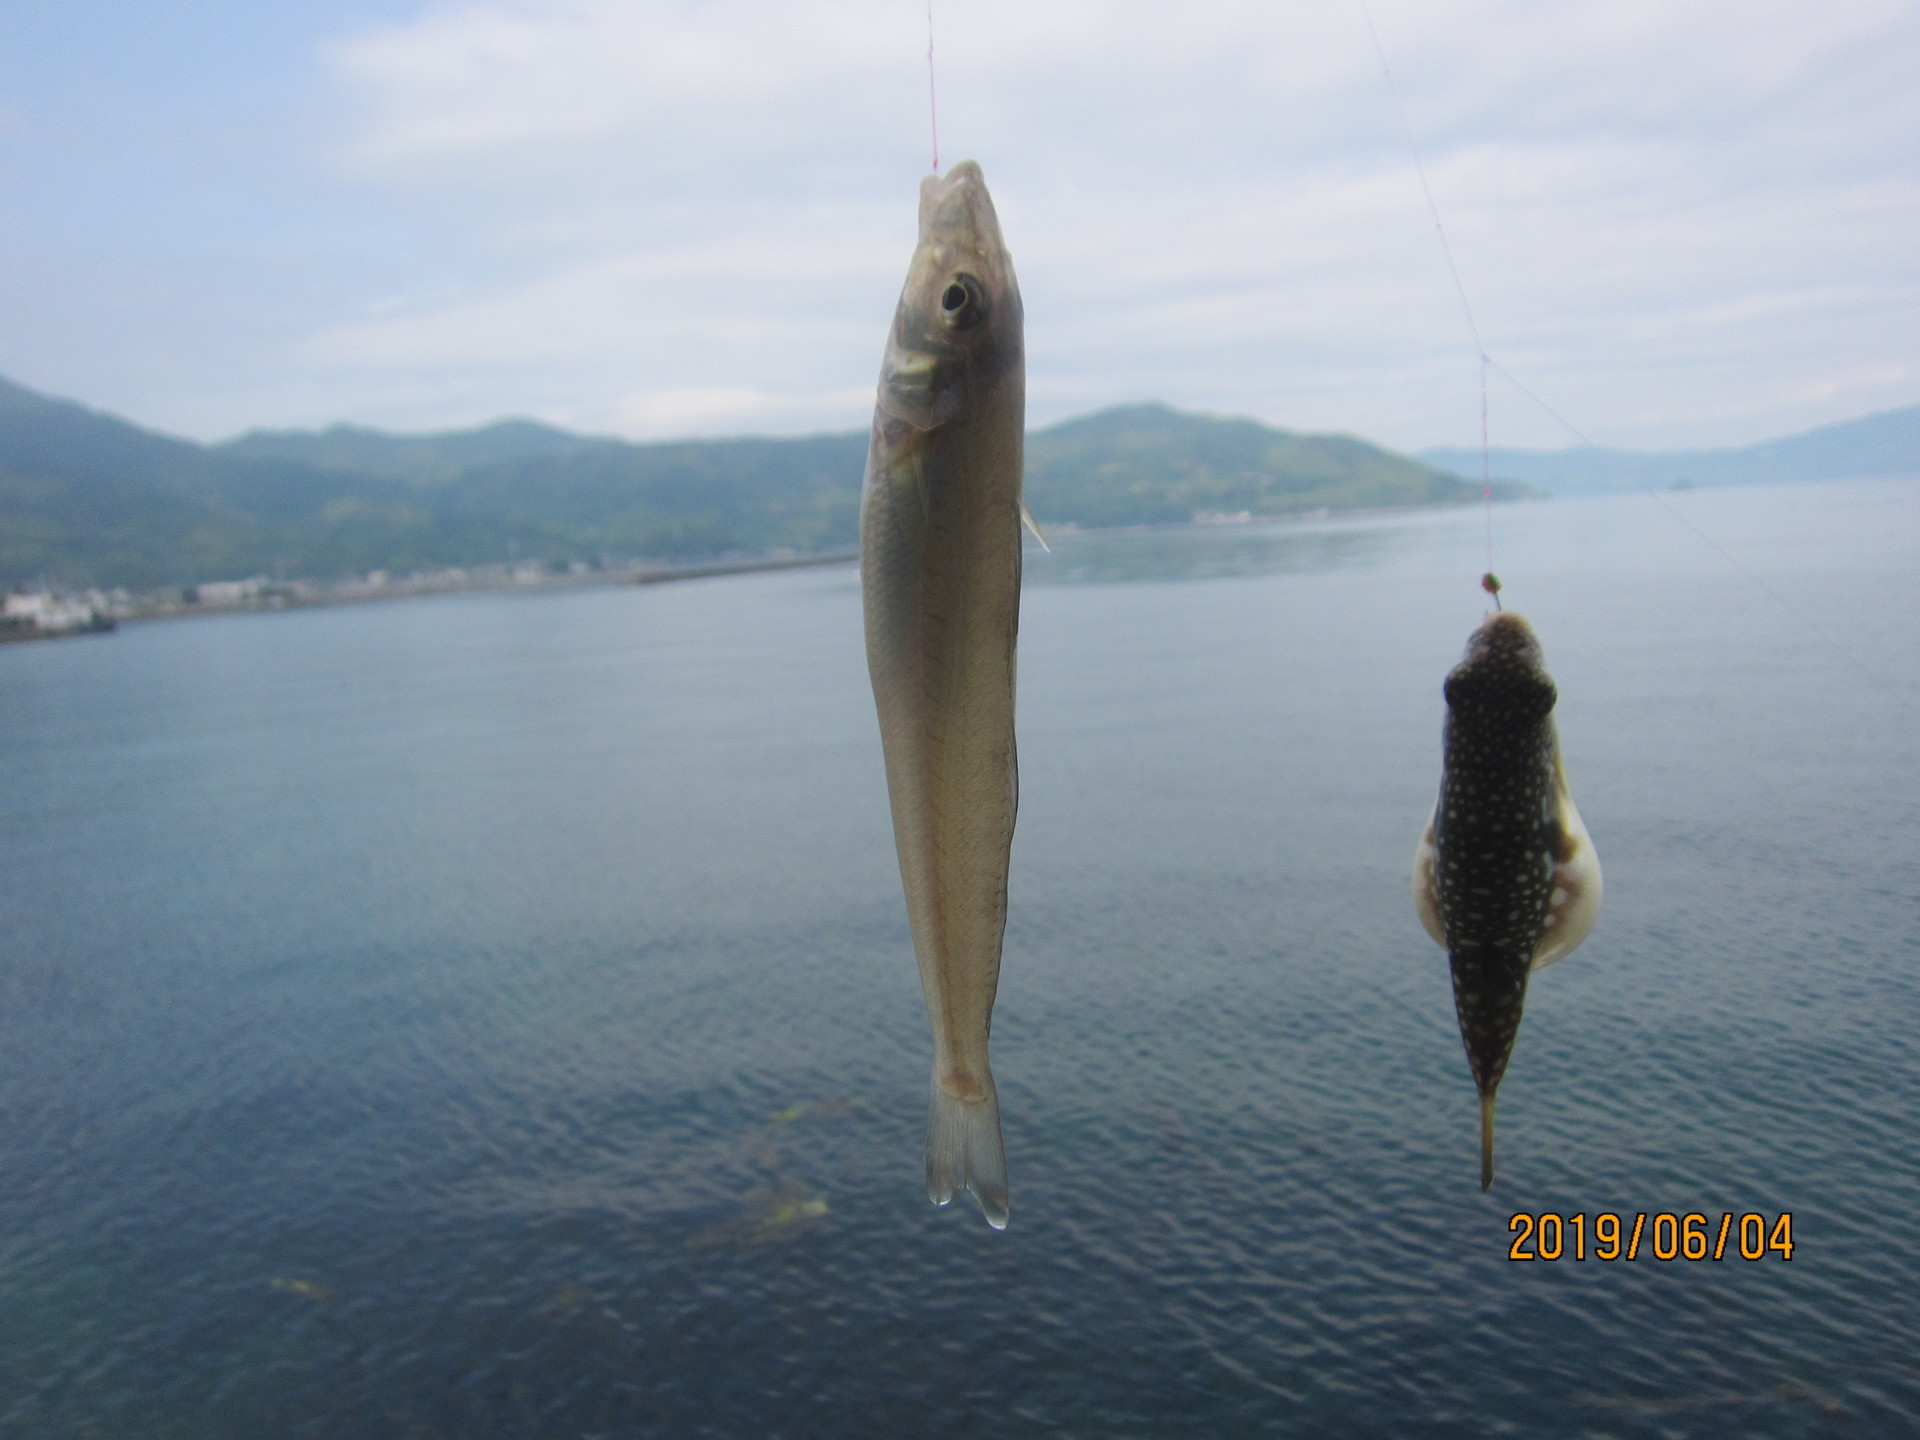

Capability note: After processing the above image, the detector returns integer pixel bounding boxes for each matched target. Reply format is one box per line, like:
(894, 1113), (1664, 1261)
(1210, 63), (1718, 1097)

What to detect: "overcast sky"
(1, 0), (1914, 452)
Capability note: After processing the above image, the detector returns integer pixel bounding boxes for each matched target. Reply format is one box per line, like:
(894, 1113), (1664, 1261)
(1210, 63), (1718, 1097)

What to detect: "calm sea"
(2, 478), (1917, 1438)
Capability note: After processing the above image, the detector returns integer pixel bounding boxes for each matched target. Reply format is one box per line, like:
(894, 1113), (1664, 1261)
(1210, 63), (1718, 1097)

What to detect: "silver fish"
(1413, 611), (1601, 1190)
(860, 161), (1024, 1229)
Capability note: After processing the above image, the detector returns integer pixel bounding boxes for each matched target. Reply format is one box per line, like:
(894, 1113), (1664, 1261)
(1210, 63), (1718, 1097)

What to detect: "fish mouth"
(1463, 610), (1543, 667)
(1448, 609), (1554, 711)
(918, 160), (1009, 264)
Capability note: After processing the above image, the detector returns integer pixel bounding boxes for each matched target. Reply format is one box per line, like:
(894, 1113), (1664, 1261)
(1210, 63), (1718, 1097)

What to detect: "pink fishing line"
(926, 0), (940, 173)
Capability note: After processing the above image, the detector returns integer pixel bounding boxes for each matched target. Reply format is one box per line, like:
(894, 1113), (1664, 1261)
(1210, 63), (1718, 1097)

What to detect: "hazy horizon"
(14, 368), (1914, 461)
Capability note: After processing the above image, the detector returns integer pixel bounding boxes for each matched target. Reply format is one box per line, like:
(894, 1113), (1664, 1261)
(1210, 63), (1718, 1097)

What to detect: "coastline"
(91, 548), (864, 630)
(12, 493), (1537, 639)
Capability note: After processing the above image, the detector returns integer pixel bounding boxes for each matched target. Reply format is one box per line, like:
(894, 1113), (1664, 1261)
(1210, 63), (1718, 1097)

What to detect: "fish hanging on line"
(1413, 610), (1602, 1190)
(860, 160), (1024, 1229)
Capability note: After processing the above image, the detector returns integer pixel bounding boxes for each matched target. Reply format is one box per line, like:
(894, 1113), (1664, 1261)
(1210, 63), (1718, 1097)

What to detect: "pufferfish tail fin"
(1479, 1089), (1498, 1192)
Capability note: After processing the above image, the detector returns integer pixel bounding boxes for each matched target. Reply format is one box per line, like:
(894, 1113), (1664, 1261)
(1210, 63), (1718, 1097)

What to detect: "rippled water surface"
(3, 480), (1918, 1437)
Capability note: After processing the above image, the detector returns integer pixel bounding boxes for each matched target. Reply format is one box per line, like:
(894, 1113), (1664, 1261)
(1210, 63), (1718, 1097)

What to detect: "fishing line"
(1488, 364), (1913, 712)
(1355, 0), (1498, 602)
(925, 0), (941, 174)
(1355, 1), (1483, 358)
(1479, 355), (1498, 607)
(1357, 2), (1906, 708)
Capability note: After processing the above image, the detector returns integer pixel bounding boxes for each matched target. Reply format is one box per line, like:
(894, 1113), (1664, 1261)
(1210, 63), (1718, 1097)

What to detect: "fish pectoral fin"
(1412, 811), (1446, 949)
(926, 1074), (1009, 1230)
(1019, 503), (1050, 552)
(1532, 784), (1603, 970)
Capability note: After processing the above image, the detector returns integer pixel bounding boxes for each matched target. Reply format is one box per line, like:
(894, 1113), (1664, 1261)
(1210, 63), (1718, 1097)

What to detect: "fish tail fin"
(926, 1076), (1009, 1229)
(1479, 1089), (1498, 1193)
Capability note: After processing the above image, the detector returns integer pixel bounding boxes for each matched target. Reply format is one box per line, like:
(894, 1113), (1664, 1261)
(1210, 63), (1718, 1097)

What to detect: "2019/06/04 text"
(1507, 1213), (1795, 1262)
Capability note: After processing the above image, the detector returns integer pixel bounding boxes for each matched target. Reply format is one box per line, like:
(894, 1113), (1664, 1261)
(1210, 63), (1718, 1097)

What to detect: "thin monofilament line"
(1479, 354), (1891, 689)
(1480, 355), (1495, 584)
(926, 0), (940, 174)
(1640, 479), (1905, 710)
(1483, 286), (1906, 712)
(1486, 356), (1593, 447)
(1357, 0), (1484, 360)
(1358, 4), (1905, 708)
(1358, 0), (1496, 592)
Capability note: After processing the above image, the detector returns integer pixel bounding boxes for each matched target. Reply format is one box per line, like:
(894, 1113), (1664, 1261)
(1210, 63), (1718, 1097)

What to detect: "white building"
(4, 591), (107, 632)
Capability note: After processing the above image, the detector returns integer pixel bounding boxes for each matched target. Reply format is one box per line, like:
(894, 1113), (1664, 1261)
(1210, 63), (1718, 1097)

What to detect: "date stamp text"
(1507, 1212), (1795, 1262)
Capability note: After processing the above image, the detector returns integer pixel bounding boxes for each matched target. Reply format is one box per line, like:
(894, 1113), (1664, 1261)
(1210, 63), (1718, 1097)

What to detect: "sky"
(0, 0), (1915, 453)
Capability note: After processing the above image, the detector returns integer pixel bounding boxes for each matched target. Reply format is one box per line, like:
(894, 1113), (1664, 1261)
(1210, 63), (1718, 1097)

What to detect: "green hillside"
(2, 373), (1509, 591)
(0, 375), (414, 590)
(1026, 403), (1502, 527)
(219, 419), (605, 486)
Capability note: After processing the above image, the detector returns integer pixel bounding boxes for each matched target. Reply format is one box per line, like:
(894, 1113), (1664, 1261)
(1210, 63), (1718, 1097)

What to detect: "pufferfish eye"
(938, 273), (989, 331)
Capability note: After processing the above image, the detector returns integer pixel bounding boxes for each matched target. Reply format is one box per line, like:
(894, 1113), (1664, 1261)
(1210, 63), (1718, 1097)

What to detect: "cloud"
(616, 383), (874, 434)
(329, 0), (918, 175)
(283, 0), (1920, 448)
(300, 213), (896, 365)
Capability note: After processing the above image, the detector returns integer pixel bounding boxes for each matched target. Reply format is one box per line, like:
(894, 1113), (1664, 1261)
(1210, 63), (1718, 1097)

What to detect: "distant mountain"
(1027, 403), (1507, 528)
(1, 375), (872, 590)
(0, 374), (424, 591)
(219, 418), (606, 486)
(1420, 404), (1920, 497)
(1, 373), (1499, 591)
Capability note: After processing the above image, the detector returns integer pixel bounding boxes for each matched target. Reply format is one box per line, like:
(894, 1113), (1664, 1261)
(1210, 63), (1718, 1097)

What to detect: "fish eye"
(938, 273), (988, 331)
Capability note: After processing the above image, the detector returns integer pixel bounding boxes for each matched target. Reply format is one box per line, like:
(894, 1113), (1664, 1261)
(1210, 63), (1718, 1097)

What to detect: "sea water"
(2, 478), (1917, 1437)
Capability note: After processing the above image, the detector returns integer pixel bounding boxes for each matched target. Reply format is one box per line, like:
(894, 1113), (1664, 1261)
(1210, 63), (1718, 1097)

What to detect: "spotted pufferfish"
(1413, 611), (1602, 1190)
